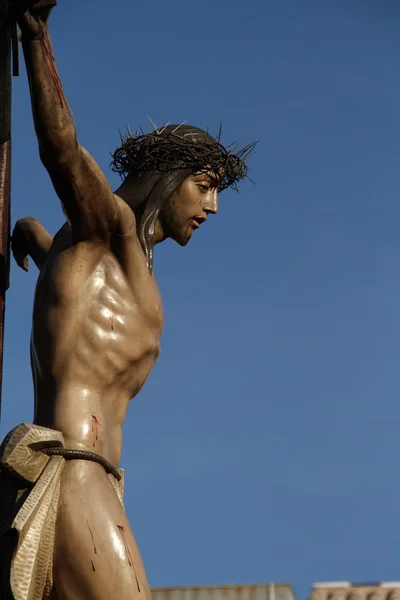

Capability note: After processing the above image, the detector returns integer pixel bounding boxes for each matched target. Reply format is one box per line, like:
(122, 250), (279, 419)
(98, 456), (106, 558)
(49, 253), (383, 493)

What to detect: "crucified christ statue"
(0, 3), (253, 600)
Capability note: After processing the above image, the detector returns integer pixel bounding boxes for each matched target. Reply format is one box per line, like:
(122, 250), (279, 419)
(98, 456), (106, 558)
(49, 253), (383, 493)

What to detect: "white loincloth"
(0, 423), (124, 600)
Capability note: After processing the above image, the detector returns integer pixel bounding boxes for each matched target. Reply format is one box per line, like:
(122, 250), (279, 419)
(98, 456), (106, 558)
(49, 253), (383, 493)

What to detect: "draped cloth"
(0, 423), (124, 600)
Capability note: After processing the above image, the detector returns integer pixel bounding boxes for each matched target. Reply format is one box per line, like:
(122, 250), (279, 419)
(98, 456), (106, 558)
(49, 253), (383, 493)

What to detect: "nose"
(204, 190), (218, 215)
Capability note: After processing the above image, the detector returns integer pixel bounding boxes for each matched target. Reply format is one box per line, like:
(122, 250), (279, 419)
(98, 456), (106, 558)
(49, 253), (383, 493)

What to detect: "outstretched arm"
(16, 4), (122, 242)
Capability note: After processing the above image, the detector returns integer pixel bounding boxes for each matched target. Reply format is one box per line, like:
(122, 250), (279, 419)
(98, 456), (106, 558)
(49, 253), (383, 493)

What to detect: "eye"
(197, 184), (210, 193)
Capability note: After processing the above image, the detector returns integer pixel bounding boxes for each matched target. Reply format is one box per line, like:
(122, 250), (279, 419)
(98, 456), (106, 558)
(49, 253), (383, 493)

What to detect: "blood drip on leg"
(117, 525), (141, 592)
(91, 414), (102, 448)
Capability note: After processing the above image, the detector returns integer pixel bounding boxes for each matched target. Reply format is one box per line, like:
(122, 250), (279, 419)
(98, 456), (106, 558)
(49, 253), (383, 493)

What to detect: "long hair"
(111, 123), (255, 271)
(113, 125), (216, 271)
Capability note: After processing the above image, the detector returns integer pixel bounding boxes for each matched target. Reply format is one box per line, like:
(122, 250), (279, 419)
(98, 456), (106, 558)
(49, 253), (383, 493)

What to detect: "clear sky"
(1, 0), (400, 598)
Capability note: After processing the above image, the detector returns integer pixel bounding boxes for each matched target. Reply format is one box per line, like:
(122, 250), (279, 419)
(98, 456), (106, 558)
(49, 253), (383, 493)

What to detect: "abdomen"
(31, 247), (160, 457)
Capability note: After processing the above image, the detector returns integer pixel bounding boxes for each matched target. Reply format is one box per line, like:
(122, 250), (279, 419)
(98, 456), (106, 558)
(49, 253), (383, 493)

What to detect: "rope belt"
(41, 447), (121, 481)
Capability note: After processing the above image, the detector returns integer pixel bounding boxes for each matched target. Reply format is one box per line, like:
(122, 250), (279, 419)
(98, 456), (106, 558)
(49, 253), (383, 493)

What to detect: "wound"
(86, 519), (97, 554)
(110, 299), (115, 330)
(39, 35), (67, 110)
(60, 163), (84, 204)
(117, 525), (141, 592)
(91, 415), (102, 448)
(91, 560), (96, 572)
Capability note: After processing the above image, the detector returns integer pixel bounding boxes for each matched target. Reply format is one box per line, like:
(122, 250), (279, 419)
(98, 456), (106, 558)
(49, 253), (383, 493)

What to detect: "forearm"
(22, 27), (78, 161)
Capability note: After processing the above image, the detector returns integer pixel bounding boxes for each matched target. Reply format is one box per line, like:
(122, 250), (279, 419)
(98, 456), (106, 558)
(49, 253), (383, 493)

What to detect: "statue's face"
(161, 172), (219, 245)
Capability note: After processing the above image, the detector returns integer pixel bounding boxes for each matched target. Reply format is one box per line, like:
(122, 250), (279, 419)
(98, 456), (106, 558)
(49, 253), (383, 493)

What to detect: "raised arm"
(16, 3), (120, 242)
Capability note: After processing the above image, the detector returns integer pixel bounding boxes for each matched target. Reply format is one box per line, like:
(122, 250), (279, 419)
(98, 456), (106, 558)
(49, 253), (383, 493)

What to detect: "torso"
(31, 220), (163, 465)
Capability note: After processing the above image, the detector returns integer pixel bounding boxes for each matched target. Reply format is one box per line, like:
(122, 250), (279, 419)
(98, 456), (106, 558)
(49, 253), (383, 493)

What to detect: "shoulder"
(110, 194), (154, 287)
(113, 194), (137, 235)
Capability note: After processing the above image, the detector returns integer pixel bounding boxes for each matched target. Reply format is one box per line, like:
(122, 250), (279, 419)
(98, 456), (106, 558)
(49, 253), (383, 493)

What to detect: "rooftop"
(310, 582), (400, 600)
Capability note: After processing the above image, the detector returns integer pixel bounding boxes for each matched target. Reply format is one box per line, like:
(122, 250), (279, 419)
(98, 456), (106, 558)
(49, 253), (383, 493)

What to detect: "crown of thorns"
(110, 125), (256, 192)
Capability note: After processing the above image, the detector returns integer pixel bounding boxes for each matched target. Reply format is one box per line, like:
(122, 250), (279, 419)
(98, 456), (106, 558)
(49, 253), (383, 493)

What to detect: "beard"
(164, 214), (193, 246)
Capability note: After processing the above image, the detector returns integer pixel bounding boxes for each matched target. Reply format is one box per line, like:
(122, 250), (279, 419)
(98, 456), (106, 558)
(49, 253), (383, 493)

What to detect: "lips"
(192, 216), (207, 229)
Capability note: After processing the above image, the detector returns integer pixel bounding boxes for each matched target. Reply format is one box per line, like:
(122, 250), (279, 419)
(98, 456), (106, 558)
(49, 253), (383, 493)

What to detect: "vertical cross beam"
(0, 0), (13, 421)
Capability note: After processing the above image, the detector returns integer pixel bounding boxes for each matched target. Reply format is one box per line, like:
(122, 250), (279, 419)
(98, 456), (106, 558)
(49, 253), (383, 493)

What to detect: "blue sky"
(1, 0), (400, 598)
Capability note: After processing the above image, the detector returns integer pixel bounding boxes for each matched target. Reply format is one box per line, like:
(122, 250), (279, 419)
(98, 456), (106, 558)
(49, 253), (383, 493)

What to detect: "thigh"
(52, 461), (150, 600)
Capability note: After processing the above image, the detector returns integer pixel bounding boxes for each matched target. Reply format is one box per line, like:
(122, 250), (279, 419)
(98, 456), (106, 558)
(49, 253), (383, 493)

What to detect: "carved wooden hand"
(13, 0), (56, 38)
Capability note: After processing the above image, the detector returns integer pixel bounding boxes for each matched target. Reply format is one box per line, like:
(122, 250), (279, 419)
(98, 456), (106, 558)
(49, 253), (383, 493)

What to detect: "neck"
(113, 178), (166, 246)
(113, 176), (136, 207)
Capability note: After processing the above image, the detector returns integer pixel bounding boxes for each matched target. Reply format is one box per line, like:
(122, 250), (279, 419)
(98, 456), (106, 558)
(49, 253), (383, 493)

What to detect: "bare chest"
(32, 240), (163, 390)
